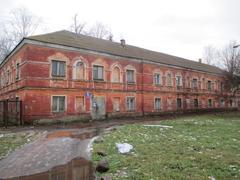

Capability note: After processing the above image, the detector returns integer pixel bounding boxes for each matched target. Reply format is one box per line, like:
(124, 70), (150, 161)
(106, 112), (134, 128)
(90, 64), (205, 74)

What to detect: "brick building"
(0, 30), (237, 123)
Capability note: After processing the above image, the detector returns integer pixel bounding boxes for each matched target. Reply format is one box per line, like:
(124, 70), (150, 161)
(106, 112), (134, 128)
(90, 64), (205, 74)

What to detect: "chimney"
(198, 58), (202, 63)
(120, 39), (126, 47)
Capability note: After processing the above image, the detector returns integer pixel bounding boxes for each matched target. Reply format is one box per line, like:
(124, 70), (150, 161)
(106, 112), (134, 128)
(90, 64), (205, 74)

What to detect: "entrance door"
(91, 96), (106, 120)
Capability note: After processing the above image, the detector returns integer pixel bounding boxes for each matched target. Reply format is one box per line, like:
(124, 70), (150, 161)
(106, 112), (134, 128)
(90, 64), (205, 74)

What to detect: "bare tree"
(202, 45), (219, 66)
(203, 42), (240, 96)
(0, 7), (41, 62)
(86, 22), (112, 40)
(220, 41), (240, 96)
(70, 14), (86, 34)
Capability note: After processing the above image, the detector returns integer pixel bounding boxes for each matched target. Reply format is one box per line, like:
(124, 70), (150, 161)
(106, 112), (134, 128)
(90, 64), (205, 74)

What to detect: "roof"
(26, 30), (224, 75)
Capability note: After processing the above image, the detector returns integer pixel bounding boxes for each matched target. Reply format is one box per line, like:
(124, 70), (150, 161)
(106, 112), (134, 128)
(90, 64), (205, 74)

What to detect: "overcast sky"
(0, 0), (239, 61)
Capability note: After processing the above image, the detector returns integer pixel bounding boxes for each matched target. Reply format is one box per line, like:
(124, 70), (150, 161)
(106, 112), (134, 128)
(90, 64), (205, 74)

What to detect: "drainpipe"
(141, 59), (145, 116)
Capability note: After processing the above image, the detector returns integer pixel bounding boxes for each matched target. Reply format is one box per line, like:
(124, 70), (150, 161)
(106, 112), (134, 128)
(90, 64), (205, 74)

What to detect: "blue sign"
(85, 92), (92, 97)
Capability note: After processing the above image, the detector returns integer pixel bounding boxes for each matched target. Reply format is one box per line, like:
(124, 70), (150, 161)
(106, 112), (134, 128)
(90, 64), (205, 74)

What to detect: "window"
(126, 70), (134, 83)
(76, 96), (85, 112)
(208, 99), (212, 107)
(112, 66), (120, 82)
(154, 98), (161, 110)
(154, 73), (161, 85)
(207, 81), (212, 91)
(76, 62), (85, 80)
(126, 97), (135, 111)
(220, 82), (224, 92)
(192, 79), (198, 88)
(220, 99), (225, 107)
(166, 73), (172, 86)
(16, 63), (20, 80)
(52, 96), (65, 112)
(52, 60), (66, 77)
(194, 99), (198, 108)
(177, 98), (182, 109)
(176, 75), (182, 87)
(113, 97), (120, 112)
(93, 65), (104, 80)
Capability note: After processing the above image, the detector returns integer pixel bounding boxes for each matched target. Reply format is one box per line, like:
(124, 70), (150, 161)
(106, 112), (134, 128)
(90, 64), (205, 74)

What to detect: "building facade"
(0, 31), (237, 123)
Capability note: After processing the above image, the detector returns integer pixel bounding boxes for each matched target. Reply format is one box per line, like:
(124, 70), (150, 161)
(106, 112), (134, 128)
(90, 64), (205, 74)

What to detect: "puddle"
(1, 157), (94, 180)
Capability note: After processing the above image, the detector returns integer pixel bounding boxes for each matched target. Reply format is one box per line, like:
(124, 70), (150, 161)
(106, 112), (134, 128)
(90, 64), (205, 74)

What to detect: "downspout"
(141, 59), (145, 116)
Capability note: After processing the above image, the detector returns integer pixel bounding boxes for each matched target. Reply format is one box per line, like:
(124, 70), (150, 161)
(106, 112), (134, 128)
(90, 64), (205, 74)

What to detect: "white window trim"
(154, 97), (161, 110)
(175, 74), (182, 86)
(50, 59), (67, 79)
(51, 95), (67, 112)
(126, 96), (136, 111)
(92, 63), (105, 81)
(153, 73), (162, 85)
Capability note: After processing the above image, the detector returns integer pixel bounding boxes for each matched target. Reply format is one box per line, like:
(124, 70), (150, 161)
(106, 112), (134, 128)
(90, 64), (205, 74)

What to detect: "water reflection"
(2, 157), (94, 180)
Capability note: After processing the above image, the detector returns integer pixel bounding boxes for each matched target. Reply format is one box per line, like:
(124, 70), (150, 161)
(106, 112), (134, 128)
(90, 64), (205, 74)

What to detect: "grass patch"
(0, 131), (42, 160)
(93, 112), (240, 179)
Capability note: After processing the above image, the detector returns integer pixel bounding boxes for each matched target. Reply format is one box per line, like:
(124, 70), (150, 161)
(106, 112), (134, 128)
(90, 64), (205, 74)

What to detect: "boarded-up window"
(167, 73), (172, 86)
(76, 62), (85, 80)
(113, 97), (120, 112)
(52, 96), (65, 112)
(76, 97), (85, 112)
(112, 67), (120, 82)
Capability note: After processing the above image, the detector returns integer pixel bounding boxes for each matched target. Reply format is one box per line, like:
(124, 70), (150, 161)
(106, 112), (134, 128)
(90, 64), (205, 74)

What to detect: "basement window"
(52, 96), (66, 112)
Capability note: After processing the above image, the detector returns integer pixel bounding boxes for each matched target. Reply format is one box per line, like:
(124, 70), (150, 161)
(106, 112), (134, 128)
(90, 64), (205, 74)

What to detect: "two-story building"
(0, 30), (237, 123)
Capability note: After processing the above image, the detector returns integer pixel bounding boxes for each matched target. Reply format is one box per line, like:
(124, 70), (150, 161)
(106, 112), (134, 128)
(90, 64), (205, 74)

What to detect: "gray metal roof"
(27, 30), (224, 75)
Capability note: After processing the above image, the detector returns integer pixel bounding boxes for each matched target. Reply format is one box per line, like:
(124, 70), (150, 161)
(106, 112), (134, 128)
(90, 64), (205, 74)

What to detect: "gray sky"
(0, 0), (239, 61)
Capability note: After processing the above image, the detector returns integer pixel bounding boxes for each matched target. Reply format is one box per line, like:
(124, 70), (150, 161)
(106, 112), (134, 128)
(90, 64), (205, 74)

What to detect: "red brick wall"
(0, 43), (235, 122)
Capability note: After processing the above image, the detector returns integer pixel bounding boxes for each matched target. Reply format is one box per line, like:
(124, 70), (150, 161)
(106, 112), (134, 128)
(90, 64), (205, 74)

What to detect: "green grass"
(0, 131), (42, 160)
(93, 112), (240, 179)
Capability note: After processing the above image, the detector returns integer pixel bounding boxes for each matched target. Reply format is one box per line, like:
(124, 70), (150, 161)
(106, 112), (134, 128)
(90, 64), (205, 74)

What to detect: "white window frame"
(175, 75), (182, 87)
(154, 97), (161, 110)
(154, 73), (162, 85)
(126, 96), (136, 111)
(51, 60), (66, 78)
(52, 95), (67, 112)
(93, 64), (104, 81)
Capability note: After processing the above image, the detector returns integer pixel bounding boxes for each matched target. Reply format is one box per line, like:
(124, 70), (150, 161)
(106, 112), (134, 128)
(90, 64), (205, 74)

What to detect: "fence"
(0, 100), (23, 127)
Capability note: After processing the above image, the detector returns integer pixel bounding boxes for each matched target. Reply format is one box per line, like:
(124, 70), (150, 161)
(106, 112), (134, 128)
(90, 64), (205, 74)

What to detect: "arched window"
(75, 61), (85, 80)
(112, 66), (120, 82)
